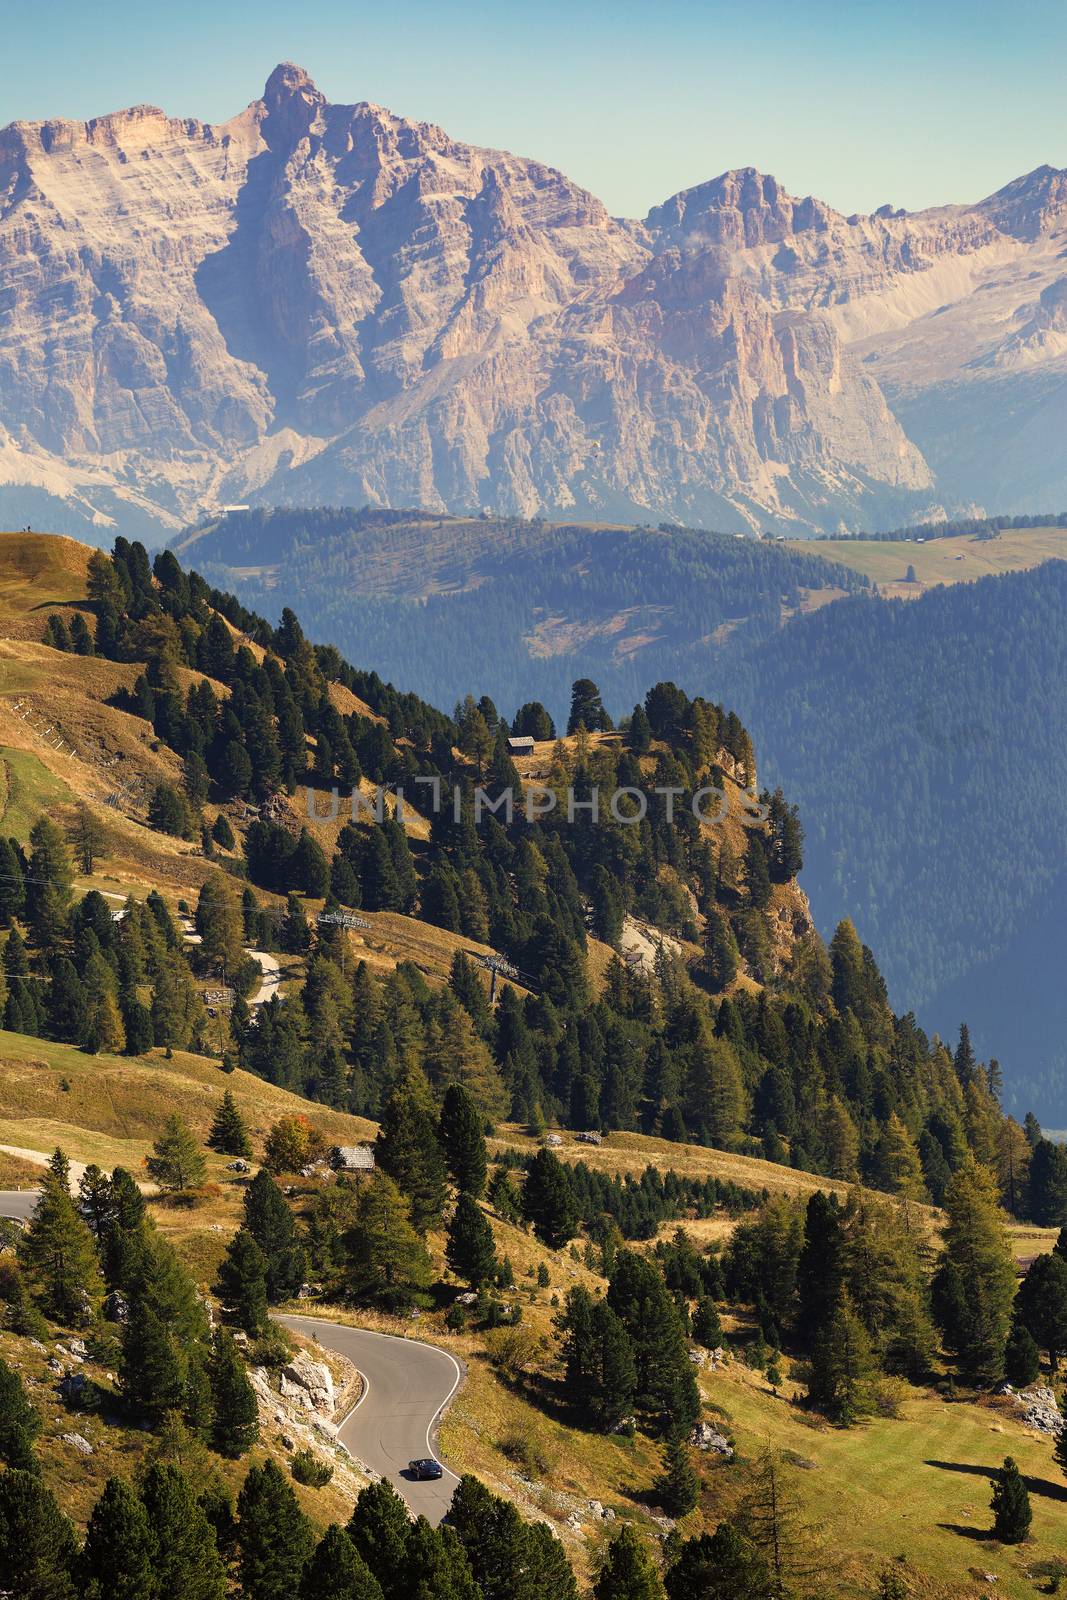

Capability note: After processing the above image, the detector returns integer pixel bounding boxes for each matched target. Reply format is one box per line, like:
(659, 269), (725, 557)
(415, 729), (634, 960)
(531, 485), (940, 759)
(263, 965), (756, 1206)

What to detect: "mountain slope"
(3, 66), (1067, 537)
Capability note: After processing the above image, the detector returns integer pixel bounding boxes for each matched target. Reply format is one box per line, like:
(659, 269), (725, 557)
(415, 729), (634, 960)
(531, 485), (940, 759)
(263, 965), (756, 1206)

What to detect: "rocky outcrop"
(1, 66), (1066, 535)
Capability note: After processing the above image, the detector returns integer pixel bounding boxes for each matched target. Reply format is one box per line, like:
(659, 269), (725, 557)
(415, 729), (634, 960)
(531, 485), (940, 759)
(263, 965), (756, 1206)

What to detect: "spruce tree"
(0, 1468), (79, 1600)
(80, 1476), (155, 1600)
(299, 1524), (384, 1600)
(347, 1480), (412, 1600)
(0, 1356), (41, 1471)
(445, 1192), (497, 1287)
(236, 1458), (315, 1600)
(449, 1474), (578, 1600)
(593, 1525), (665, 1600)
(558, 1287), (636, 1431)
(146, 1113), (207, 1192)
(211, 1330), (260, 1457)
(655, 1430), (700, 1516)
(439, 1082), (488, 1196)
(990, 1456), (1032, 1543)
(209, 1089), (253, 1157)
(140, 1462), (227, 1600)
(18, 1171), (104, 1325)
(521, 1147), (579, 1249)
(243, 1169), (306, 1301)
(215, 1227), (270, 1335)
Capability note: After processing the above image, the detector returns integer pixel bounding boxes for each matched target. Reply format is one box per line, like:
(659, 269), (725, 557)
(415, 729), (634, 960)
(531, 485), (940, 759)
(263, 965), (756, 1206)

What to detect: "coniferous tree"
(345, 1172), (432, 1309)
(439, 1083), (488, 1196)
(445, 1192), (498, 1287)
(0, 1356), (41, 1472)
(0, 1468), (79, 1600)
(593, 1525), (665, 1600)
(208, 1089), (253, 1157)
(346, 1480), (412, 1600)
(18, 1171), (104, 1325)
(1004, 1321), (1041, 1387)
(401, 1517), (481, 1600)
(79, 1476), (156, 1600)
(449, 1474), (578, 1600)
(521, 1147), (579, 1249)
(655, 1430), (700, 1516)
(808, 1294), (877, 1424)
(1015, 1251), (1067, 1371)
(1027, 1140), (1067, 1227)
(990, 1456), (1032, 1543)
(665, 1524), (771, 1600)
(608, 1250), (699, 1432)
(210, 1330), (260, 1457)
(933, 1160), (1017, 1384)
(299, 1525), (384, 1600)
(215, 1227), (270, 1335)
(140, 1462), (227, 1600)
(236, 1458), (315, 1600)
(146, 1113), (207, 1192)
(375, 1072), (447, 1233)
(243, 1169), (306, 1301)
(558, 1287), (637, 1432)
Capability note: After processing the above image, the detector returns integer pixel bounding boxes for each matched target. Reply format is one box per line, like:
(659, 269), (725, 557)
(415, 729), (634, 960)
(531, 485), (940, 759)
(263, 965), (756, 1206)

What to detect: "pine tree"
(209, 1089), (253, 1157)
(1004, 1321), (1041, 1387)
(692, 1296), (723, 1349)
(300, 1524), (384, 1600)
(140, 1462), (227, 1600)
(80, 1476), (155, 1600)
(1015, 1251), (1067, 1370)
(211, 1330), (260, 1457)
(990, 1456), (1032, 1543)
(215, 1227), (270, 1335)
(664, 1524), (771, 1600)
(346, 1172), (432, 1309)
(243, 1169), (306, 1301)
(0, 1468), (79, 1600)
(608, 1250), (699, 1432)
(146, 1113), (207, 1192)
(521, 1147), (579, 1249)
(558, 1287), (637, 1431)
(236, 1458), (315, 1600)
(446, 1192), (498, 1287)
(347, 1480), (412, 1600)
(0, 1356), (41, 1471)
(593, 1526), (665, 1600)
(439, 1083), (488, 1196)
(18, 1171), (104, 1325)
(655, 1430), (700, 1516)
(448, 1473), (578, 1600)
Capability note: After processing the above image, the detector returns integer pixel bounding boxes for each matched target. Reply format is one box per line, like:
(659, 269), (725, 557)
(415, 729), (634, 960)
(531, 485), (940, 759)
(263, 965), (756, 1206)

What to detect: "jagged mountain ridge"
(1, 63), (1065, 536)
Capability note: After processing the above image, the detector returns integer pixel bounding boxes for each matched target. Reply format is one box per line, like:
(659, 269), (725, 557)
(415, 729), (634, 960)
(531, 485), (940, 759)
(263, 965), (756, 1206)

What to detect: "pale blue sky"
(2, 0), (1064, 218)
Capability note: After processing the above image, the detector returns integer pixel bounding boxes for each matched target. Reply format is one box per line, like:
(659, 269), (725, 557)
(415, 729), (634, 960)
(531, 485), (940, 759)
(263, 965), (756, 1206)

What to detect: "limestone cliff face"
(0, 64), (1064, 535)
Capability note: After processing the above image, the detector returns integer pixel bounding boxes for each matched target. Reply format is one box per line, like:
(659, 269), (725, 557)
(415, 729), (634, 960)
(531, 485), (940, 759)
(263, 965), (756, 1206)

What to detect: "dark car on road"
(408, 1458), (443, 1480)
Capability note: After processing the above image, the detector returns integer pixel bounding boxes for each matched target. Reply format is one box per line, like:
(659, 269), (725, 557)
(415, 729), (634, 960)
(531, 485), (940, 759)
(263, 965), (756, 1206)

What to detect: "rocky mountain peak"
(262, 62), (325, 109)
(646, 167), (838, 250)
(979, 163), (1067, 238)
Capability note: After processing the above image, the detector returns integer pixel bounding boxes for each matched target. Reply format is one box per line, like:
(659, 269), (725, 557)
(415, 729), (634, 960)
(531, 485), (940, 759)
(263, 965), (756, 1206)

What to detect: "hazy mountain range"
(2, 62), (1066, 540)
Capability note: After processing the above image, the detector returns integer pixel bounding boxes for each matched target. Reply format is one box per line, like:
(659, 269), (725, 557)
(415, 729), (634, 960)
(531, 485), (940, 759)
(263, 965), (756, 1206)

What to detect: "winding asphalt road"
(277, 1314), (463, 1524)
(0, 1189), (37, 1223)
(0, 1205), (465, 1523)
